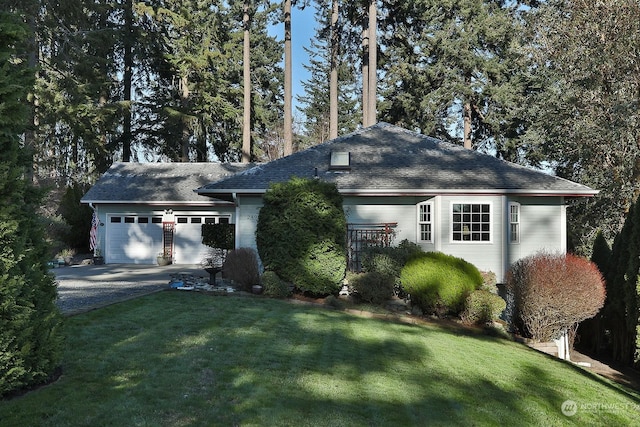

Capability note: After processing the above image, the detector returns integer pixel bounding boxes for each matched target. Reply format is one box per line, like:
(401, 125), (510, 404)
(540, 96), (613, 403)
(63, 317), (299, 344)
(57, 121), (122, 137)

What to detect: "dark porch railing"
(347, 222), (397, 272)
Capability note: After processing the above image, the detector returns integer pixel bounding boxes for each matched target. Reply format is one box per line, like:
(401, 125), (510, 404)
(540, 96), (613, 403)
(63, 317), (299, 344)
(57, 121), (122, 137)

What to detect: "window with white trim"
(452, 203), (491, 242)
(418, 202), (434, 242)
(509, 203), (520, 243)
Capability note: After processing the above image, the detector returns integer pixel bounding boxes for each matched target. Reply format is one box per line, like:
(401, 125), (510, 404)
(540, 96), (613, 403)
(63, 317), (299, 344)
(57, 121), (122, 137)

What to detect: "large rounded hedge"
(256, 177), (347, 295)
(400, 252), (483, 315)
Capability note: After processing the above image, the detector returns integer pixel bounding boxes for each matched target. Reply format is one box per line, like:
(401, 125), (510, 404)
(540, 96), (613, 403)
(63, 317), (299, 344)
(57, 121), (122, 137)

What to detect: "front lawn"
(1, 292), (638, 426)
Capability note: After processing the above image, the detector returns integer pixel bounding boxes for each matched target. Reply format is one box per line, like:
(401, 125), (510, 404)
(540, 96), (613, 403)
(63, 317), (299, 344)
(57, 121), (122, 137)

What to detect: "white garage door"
(106, 215), (163, 264)
(173, 216), (230, 264)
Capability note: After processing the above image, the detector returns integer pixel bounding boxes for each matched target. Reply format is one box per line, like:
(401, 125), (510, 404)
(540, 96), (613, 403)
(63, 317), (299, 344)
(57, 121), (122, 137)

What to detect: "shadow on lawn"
(157, 296), (563, 424)
(30, 293), (638, 426)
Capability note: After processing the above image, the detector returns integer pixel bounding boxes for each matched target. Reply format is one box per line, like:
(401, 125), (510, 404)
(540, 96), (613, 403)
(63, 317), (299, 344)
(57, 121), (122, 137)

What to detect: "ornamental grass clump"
(400, 252), (483, 315)
(505, 252), (606, 342)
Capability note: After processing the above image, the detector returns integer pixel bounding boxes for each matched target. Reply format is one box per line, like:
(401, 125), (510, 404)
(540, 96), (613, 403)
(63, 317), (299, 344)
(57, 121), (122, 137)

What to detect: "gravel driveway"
(54, 264), (206, 315)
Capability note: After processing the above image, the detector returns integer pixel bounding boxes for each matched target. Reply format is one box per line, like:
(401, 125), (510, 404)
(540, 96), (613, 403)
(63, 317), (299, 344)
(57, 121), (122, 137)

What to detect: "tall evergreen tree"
(378, 0), (529, 155)
(32, 0), (120, 182)
(0, 10), (63, 397)
(297, 1), (358, 144)
(521, 0), (640, 253)
(603, 200), (640, 366)
(577, 230), (611, 354)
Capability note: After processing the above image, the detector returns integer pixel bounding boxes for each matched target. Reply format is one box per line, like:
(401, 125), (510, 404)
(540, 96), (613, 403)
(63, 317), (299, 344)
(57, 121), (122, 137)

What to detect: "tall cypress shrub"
(577, 230), (612, 354)
(0, 12), (63, 397)
(256, 177), (347, 295)
(604, 198), (640, 366)
(625, 198), (640, 368)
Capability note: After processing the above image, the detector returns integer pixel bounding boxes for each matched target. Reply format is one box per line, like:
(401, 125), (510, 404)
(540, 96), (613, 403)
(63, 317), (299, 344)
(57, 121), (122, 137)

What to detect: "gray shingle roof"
(197, 123), (597, 197)
(82, 162), (254, 204)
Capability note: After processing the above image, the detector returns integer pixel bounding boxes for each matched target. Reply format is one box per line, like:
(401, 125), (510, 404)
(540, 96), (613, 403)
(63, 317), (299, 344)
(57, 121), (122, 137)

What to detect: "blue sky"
(269, 5), (316, 112)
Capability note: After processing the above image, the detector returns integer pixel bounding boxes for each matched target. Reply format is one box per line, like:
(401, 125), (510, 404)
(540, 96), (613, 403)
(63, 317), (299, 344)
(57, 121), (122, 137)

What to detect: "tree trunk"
(463, 100), (472, 149)
(242, 1), (251, 163)
(329, 0), (339, 139)
(361, 12), (369, 127)
(180, 74), (190, 162)
(367, 0), (377, 127)
(463, 72), (472, 149)
(196, 118), (207, 162)
(284, 0), (293, 155)
(122, 0), (133, 162)
(25, 13), (38, 183)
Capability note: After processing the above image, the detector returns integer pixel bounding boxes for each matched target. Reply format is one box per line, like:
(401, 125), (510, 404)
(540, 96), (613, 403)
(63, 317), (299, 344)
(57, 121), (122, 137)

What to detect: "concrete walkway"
(53, 264), (208, 315)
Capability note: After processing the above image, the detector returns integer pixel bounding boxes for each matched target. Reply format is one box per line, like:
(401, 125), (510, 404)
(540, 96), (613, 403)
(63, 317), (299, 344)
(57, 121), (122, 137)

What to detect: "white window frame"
(450, 202), (492, 243)
(509, 202), (520, 244)
(417, 201), (434, 243)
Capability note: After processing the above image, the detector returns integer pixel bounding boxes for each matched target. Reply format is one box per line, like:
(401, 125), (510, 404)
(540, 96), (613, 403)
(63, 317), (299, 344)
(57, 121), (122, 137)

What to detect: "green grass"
(1, 292), (639, 426)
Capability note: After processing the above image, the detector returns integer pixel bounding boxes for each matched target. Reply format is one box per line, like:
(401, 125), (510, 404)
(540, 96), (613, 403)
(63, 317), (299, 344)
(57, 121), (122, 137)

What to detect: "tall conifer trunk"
(284, 0), (293, 155)
(122, 0), (133, 162)
(180, 75), (190, 162)
(367, 0), (376, 127)
(242, 1), (251, 163)
(362, 1), (376, 127)
(329, 0), (338, 139)
(361, 18), (369, 127)
(463, 73), (472, 149)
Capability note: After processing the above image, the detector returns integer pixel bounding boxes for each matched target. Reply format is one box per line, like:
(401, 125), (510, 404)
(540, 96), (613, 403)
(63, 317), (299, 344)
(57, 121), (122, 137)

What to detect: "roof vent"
(330, 151), (350, 170)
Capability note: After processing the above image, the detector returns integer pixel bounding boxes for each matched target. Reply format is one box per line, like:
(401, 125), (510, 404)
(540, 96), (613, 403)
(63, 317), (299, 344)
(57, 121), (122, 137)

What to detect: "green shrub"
(222, 248), (261, 292)
(461, 290), (506, 324)
(479, 271), (498, 293)
(256, 177), (347, 296)
(351, 272), (395, 305)
(0, 16), (64, 397)
(361, 239), (423, 277)
(58, 183), (93, 250)
(201, 223), (235, 250)
(261, 271), (291, 298)
(324, 295), (345, 309)
(400, 252), (483, 315)
(362, 251), (397, 275)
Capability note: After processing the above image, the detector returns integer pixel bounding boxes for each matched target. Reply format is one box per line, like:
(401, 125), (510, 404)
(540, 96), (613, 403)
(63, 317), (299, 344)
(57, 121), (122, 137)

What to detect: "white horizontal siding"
(508, 197), (565, 265)
(236, 197), (263, 250)
(230, 193), (567, 283)
(343, 196), (434, 249)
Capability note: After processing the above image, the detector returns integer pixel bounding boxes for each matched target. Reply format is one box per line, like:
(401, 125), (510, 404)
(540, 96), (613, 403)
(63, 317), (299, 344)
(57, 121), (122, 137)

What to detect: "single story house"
(196, 123), (596, 281)
(83, 123), (596, 282)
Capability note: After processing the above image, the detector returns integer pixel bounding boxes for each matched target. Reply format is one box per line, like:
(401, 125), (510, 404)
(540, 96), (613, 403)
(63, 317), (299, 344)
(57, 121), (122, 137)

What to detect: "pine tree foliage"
(136, 0), (282, 162)
(297, 2), (359, 145)
(0, 11), (64, 398)
(521, 0), (640, 253)
(34, 0), (122, 182)
(377, 0), (529, 155)
(601, 198), (640, 367)
(577, 230), (612, 353)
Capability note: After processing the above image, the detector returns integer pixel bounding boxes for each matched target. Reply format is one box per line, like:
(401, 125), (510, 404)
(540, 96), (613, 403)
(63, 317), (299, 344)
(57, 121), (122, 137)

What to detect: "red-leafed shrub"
(506, 252), (606, 342)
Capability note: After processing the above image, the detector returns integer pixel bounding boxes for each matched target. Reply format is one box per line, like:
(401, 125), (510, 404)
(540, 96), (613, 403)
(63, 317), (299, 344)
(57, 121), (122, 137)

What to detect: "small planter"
(252, 285), (263, 295)
(93, 256), (104, 265)
(204, 266), (223, 285)
(157, 256), (172, 266)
